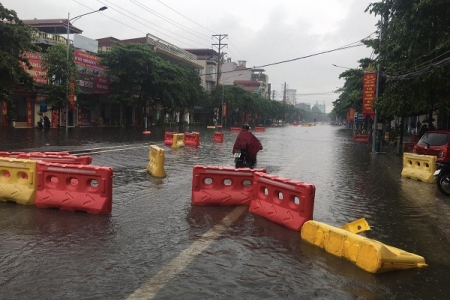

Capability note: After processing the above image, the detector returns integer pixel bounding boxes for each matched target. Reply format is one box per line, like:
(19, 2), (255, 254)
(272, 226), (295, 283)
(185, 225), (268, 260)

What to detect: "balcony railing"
(32, 31), (67, 45)
(146, 33), (197, 62)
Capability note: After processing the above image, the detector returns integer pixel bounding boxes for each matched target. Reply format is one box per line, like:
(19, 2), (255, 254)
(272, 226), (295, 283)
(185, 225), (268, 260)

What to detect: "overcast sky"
(3, 0), (379, 113)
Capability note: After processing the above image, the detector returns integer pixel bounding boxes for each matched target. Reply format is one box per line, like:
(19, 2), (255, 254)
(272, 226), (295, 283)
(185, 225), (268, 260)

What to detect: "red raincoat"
(232, 129), (263, 159)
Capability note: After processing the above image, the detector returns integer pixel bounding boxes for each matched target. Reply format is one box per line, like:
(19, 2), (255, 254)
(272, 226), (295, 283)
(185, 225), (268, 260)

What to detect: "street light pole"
(65, 6), (107, 132)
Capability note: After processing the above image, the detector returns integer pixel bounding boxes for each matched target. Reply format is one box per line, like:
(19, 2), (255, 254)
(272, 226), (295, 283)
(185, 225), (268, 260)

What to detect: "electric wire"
(129, 0), (212, 43)
(73, 0), (146, 35)
(156, 0), (216, 35)
(97, 0), (209, 48)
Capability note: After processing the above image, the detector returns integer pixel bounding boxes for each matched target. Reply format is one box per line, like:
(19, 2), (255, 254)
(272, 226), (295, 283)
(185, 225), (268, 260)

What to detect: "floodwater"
(1, 124), (450, 300)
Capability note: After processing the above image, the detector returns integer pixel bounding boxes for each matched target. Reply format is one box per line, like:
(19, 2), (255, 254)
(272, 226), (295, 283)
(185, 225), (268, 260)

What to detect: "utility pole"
(212, 34), (228, 86)
(283, 82), (287, 103)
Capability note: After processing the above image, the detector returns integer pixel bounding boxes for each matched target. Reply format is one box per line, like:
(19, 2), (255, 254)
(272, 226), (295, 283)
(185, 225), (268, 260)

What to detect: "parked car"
(413, 130), (450, 162)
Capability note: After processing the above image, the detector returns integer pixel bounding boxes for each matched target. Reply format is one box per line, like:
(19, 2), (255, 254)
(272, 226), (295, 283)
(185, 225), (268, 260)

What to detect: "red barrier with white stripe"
(164, 132), (176, 146)
(17, 152), (92, 165)
(249, 172), (315, 231)
(191, 165), (266, 206)
(214, 132), (224, 143)
(35, 162), (113, 214)
(184, 132), (200, 146)
(230, 127), (241, 133)
(354, 134), (370, 142)
(254, 127), (265, 132)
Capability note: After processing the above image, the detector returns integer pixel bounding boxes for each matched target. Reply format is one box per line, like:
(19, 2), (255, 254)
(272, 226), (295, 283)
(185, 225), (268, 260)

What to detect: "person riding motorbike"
(232, 124), (263, 167)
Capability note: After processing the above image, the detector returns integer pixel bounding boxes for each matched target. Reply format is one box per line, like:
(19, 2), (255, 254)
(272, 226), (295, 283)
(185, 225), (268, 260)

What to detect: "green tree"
(365, 0), (450, 123)
(42, 43), (77, 111)
(0, 4), (37, 104)
(100, 43), (207, 125)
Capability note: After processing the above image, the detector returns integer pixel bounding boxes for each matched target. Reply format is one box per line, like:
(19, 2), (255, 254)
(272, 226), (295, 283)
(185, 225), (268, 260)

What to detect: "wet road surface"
(1, 125), (450, 300)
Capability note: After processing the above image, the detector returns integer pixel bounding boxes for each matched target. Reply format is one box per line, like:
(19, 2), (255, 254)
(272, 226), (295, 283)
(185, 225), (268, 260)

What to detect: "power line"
(73, 0), (147, 35)
(129, 0), (212, 43)
(156, 0), (216, 35)
(97, 0), (208, 48)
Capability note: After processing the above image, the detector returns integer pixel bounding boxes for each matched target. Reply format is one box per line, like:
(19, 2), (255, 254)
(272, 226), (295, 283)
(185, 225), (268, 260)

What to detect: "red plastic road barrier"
(214, 132), (224, 143)
(43, 151), (71, 156)
(354, 134), (370, 142)
(249, 172), (315, 231)
(191, 165), (266, 206)
(164, 132), (176, 146)
(184, 132), (200, 146)
(293, 123), (299, 126)
(254, 127), (265, 132)
(0, 151), (25, 158)
(230, 127), (241, 133)
(35, 161), (113, 214)
(17, 152), (92, 165)
(403, 142), (415, 153)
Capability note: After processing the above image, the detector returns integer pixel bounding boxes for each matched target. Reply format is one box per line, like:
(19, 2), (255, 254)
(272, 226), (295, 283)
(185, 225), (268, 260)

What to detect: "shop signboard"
(21, 52), (48, 85)
(74, 50), (109, 93)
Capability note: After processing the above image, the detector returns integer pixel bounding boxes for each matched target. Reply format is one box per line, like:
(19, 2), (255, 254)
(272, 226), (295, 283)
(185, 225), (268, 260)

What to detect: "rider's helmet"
(242, 124), (250, 130)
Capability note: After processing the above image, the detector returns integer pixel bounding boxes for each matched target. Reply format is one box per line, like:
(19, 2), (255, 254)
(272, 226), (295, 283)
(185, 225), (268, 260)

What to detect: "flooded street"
(1, 124), (450, 300)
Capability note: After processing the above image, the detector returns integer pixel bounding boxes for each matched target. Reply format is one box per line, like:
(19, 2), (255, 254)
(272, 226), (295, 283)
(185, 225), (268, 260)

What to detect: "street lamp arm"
(69, 6), (107, 23)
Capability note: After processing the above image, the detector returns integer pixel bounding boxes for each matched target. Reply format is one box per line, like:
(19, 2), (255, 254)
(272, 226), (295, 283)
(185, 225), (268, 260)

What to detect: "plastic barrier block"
(249, 172), (315, 231)
(0, 158), (37, 205)
(254, 127), (265, 132)
(43, 151), (71, 156)
(147, 145), (166, 178)
(301, 220), (428, 273)
(191, 165), (266, 206)
(172, 133), (185, 149)
(354, 134), (370, 142)
(214, 132), (224, 143)
(401, 153), (436, 183)
(230, 127), (241, 133)
(402, 142), (415, 153)
(164, 132), (176, 146)
(17, 153), (92, 165)
(35, 162), (113, 214)
(0, 151), (25, 158)
(184, 132), (200, 147)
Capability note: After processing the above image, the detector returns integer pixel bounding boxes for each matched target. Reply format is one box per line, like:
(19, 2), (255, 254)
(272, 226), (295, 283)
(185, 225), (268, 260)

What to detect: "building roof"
(23, 19), (82, 34)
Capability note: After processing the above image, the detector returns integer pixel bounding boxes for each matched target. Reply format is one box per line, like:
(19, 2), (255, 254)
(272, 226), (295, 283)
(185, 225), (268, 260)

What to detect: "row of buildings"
(2, 17), (274, 128)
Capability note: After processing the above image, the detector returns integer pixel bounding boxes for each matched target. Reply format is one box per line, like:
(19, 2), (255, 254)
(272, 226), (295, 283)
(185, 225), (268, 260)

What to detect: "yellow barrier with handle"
(301, 220), (427, 273)
(0, 158), (37, 205)
(340, 218), (371, 234)
(401, 153), (437, 183)
(147, 145), (166, 178)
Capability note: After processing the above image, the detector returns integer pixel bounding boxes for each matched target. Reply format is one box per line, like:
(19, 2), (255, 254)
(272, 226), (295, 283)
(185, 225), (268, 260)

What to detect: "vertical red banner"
(26, 97), (33, 127)
(51, 110), (59, 128)
(222, 103), (227, 117)
(69, 81), (75, 110)
(1, 101), (7, 127)
(363, 72), (376, 118)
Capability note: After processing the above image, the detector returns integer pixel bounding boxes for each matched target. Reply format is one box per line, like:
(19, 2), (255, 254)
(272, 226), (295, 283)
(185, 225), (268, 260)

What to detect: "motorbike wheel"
(437, 173), (450, 196)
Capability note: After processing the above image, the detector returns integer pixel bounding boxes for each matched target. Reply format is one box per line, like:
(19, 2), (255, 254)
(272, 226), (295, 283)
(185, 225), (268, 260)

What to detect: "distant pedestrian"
(418, 124), (428, 139)
(416, 120), (421, 134)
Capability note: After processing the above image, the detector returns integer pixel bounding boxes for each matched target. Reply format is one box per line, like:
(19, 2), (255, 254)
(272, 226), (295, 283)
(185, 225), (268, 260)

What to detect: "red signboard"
(74, 50), (109, 93)
(363, 72), (376, 118)
(21, 52), (48, 85)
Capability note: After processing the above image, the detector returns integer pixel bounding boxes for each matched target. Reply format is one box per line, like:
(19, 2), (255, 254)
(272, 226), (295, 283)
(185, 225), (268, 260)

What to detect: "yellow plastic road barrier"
(206, 126), (216, 129)
(301, 220), (428, 273)
(172, 133), (185, 149)
(0, 158), (37, 205)
(147, 145), (166, 178)
(401, 153), (437, 183)
(340, 218), (371, 234)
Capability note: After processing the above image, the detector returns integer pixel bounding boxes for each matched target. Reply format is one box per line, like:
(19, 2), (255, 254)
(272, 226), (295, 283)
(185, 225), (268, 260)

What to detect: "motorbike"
(434, 162), (450, 196)
(234, 149), (256, 169)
